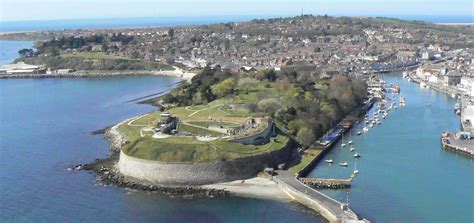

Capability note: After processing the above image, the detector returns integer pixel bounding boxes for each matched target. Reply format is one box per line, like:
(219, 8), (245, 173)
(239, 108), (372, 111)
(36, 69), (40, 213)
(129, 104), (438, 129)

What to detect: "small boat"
(357, 131), (362, 135)
(363, 127), (369, 132)
(420, 82), (427, 88)
(325, 159), (333, 164)
(353, 153), (361, 158)
(350, 147), (355, 152)
(451, 93), (456, 98)
(341, 133), (346, 147)
(377, 121), (382, 125)
(353, 160), (359, 174)
(369, 124), (374, 128)
(339, 162), (348, 167)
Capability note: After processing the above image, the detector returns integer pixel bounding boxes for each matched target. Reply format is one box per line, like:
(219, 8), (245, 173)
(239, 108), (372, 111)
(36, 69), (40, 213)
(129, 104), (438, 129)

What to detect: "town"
(1, 15), (472, 78)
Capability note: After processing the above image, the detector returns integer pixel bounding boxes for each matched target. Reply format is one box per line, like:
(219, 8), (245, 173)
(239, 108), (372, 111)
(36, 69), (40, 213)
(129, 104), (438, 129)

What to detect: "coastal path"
(186, 104), (224, 117)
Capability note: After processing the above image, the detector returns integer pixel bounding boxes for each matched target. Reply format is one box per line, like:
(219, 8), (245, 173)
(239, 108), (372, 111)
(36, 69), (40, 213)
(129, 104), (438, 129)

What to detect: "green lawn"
(116, 79), (291, 163)
(122, 133), (289, 163)
(187, 120), (242, 129)
(177, 123), (224, 137)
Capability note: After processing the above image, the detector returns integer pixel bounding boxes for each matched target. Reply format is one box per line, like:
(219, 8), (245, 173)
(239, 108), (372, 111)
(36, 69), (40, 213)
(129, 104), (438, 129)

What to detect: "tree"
(258, 98), (280, 114)
(238, 78), (258, 92)
(211, 77), (237, 98)
(168, 29), (175, 39)
(297, 127), (316, 147)
(18, 48), (34, 58)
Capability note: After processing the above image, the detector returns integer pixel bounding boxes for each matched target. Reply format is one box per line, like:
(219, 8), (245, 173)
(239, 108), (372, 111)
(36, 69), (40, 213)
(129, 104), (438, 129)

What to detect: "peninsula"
(4, 15), (473, 223)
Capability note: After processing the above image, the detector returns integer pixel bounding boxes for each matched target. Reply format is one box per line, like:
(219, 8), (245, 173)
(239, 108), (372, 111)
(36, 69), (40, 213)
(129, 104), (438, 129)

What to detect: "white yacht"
(341, 133), (346, 147)
(339, 162), (348, 167)
(325, 159), (333, 164)
(353, 153), (361, 158)
(353, 160), (359, 174)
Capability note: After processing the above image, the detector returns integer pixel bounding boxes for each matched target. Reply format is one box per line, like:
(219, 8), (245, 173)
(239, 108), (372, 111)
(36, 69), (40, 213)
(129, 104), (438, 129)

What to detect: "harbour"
(306, 72), (473, 222)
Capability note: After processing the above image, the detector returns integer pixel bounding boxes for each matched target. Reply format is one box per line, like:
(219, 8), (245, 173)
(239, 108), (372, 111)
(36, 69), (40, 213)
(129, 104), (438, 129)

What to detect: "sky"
(0, 0), (473, 22)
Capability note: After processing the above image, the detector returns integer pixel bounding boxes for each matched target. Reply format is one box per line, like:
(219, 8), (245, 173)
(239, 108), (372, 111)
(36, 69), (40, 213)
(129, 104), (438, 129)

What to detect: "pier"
(274, 171), (368, 223)
(441, 134), (474, 158)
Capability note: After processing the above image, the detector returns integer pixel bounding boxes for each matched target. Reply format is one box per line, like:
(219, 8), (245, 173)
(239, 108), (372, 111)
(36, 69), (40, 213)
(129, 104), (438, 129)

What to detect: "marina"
(307, 72), (473, 222)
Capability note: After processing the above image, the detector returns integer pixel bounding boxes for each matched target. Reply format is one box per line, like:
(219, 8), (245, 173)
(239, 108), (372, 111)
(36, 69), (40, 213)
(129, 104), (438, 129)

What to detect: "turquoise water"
(0, 40), (34, 65)
(308, 74), (474, 222)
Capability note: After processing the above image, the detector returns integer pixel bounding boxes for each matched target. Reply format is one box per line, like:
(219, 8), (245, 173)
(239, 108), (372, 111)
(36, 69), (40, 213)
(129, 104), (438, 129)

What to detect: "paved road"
(275, 171), (364, 222)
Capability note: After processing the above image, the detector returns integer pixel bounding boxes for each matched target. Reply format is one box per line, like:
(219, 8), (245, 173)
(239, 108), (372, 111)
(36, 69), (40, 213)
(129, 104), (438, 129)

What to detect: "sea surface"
(0, 41), (324, 222)
(308, 74), (474, 222)
(0, 40), (34, 65)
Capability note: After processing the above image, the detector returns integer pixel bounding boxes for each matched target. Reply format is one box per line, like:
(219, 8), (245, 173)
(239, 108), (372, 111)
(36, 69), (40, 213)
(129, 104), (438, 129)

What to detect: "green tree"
(18, 48), (34, 58)
(238, 77), (258, 92)
(211, 77), (237, 97)
(297, 127), (316, 147)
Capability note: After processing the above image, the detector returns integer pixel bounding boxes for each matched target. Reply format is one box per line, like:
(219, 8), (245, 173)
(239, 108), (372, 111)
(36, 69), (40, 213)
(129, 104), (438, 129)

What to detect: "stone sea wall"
(118, 140), (293, 185)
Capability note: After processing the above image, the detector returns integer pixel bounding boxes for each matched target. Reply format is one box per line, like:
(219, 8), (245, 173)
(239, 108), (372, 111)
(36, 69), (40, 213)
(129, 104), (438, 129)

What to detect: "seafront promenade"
(274, 171), (367, 223)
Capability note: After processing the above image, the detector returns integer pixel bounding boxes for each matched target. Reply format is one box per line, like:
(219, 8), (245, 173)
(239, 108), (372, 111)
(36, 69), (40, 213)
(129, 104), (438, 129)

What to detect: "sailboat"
(339, 162), (348, 167)
(353, 160), (359, 174)
(325, 159), (333, 164)
(348, 132), (353, 145)
(353, 153), (361, 158)
(341, 132), (346, 147)
(350, 146), (355, 152)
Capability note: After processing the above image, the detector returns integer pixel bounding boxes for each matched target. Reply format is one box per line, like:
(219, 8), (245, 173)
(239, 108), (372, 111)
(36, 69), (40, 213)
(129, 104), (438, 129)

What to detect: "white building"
(0, 62), (43, 74)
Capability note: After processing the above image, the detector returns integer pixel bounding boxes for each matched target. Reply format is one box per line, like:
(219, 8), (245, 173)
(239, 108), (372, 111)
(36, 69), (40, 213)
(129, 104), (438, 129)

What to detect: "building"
(0, 62), (45, 75)
(160, 57), (175, 65)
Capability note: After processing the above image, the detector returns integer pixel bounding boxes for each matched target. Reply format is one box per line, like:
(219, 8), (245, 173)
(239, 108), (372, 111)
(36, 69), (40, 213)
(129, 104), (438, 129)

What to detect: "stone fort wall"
(118, 140), (293, 185)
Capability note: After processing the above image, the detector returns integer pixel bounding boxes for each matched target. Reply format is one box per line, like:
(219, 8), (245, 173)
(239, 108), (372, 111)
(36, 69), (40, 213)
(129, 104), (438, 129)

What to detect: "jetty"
(274, 171), (368, 223)
(441, 135), (474, 158)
